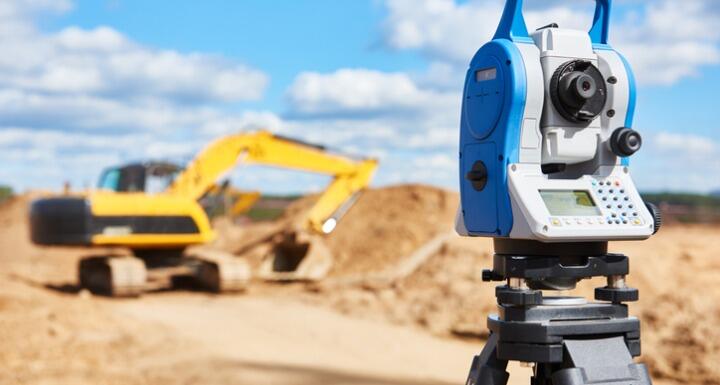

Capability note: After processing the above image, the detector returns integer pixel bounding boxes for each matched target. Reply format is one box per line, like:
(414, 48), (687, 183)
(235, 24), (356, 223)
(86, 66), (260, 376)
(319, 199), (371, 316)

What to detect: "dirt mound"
(214, 184), (458, 277)
(324, 185), (457, 276)
(0, 195), (35, 256)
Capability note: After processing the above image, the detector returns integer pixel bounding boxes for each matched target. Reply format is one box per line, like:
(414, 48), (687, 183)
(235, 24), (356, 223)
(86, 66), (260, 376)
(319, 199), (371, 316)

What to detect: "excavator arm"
(167, 130), (378, 233)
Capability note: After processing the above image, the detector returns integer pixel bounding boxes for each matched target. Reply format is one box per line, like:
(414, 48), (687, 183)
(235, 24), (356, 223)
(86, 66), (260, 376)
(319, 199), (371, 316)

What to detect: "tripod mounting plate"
(489, 253), (629, 281)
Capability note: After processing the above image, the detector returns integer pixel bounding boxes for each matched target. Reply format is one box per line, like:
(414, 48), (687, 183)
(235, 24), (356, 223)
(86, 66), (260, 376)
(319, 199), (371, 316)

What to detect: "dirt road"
(115, 292), (532, 385)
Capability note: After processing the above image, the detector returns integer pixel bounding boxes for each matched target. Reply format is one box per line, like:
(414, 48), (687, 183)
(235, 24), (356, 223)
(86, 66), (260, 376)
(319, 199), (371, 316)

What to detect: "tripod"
(465, 240), (652, 385)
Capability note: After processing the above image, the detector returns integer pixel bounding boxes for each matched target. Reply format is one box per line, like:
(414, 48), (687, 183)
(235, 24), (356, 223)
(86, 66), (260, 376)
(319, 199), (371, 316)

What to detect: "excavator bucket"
(258, 231), (333, 281)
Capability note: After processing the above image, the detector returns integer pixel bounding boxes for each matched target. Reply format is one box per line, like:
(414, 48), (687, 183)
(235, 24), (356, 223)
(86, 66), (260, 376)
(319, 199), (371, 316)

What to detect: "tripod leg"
(551, 337), (652, 385)
(465, 333), (510, 385)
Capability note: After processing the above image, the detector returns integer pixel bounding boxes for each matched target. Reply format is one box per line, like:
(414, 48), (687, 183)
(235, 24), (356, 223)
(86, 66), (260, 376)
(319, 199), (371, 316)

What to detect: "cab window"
(145, 170), (178, 194)
(98, 169), (121, 191)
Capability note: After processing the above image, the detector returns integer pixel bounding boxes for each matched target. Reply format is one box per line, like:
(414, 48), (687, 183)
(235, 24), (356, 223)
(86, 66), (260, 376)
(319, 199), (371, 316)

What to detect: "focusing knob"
(550, 60), (607, 123)
(610, 127), (642, 157)
(645, 202), (662, 234)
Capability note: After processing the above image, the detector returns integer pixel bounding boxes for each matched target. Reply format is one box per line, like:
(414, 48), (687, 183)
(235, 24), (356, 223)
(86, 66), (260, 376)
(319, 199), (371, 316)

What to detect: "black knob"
(482, 269), (494, 282)
(645, 202), (662, 234)
(466, 161), (488, 191)
(610, 127), (642, 157)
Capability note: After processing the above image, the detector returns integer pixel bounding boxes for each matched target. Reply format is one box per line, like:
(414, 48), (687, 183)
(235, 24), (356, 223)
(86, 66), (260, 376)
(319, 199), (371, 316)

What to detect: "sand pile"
(214, 184), (458, 277)
(323, 184), (457, 276)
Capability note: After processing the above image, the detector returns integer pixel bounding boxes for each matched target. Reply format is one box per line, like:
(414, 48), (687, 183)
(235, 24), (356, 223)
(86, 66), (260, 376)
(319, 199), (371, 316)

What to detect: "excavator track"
(78, 255), (147, 297)
(78, 251), (249, 296)
(190, 249), (250, 293)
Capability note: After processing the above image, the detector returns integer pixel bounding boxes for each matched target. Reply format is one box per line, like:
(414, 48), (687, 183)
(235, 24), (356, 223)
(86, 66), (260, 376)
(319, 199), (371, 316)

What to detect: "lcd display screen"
(475, 67), (497, 82)
(539, 190), (601, 216)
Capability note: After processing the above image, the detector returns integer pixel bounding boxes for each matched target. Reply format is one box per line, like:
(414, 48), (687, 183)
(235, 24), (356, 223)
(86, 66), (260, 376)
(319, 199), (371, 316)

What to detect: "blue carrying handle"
(493, 0), (612, 44)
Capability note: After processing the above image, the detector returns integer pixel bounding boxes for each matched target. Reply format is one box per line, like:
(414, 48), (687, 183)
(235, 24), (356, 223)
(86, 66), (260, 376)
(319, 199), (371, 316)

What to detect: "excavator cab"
(98, 162), (181, 194)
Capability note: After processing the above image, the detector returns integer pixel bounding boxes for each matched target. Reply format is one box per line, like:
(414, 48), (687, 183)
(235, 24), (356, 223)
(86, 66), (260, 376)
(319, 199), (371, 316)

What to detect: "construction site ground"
(1, 185), (718, 385)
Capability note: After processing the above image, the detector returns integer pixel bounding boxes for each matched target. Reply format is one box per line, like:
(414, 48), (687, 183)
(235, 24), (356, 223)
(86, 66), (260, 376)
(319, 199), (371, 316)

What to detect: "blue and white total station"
(456, 0), (658, 242)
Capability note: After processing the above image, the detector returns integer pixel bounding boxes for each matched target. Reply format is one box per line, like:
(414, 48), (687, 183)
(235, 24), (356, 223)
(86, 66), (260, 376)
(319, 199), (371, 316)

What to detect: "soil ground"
(0, 186), (717, 384)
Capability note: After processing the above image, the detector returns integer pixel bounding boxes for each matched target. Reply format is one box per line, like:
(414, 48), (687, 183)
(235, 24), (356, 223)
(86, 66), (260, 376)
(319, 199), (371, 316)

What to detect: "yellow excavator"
(29, 130), (378, 296)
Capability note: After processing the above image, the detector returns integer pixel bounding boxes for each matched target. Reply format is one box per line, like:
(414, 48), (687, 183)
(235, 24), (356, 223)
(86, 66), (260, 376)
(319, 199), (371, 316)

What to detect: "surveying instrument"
(456, 1), (661, 383)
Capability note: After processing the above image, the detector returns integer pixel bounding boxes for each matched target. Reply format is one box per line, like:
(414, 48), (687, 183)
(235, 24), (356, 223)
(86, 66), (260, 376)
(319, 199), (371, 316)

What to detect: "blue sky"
(1, 0), (719, 194)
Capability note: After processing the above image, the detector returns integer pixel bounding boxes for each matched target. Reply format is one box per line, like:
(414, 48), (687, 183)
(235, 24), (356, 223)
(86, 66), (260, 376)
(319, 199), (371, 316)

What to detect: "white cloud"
(0, 25), (268, 102)
(631, 132), (720, 192)
(198, 111), (284, 137)
(654, 132), (717, 156)
(382, 0), (593, 65)
(381, 0), (720, 86)
(0, 1), (268, 122)
(286, 68), (457, 117)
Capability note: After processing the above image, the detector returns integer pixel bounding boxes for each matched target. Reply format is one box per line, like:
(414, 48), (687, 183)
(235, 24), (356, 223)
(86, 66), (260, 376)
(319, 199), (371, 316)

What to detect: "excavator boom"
(168, 130), (378, 234)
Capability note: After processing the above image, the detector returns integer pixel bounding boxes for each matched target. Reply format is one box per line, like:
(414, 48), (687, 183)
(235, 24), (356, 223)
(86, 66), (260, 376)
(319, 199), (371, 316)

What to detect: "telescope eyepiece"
(559, 72), (597, 108)
(550, 60), (607, 123)
(574, 74), (597, 99)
